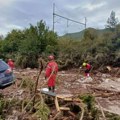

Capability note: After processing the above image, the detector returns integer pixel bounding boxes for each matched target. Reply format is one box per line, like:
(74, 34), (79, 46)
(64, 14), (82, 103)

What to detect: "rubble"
(1, 68), (120, 119)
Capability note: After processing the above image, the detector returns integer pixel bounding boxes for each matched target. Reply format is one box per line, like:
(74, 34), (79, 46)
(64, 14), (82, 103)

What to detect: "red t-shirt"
(45, 61), (58, 86)
(7, 61), (14, 70)
(86, 64), (91, 70)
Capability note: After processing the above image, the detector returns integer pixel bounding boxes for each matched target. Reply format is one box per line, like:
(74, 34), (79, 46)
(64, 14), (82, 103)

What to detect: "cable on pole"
(53, 3), (87, 33)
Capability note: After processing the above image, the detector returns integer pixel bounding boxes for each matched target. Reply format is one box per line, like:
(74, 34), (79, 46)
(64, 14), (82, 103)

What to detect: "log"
(96, 99), (107, 120)
(55, 96), (60, 112)
(59, 107), (70, 111)
(91, 86), (120, 94)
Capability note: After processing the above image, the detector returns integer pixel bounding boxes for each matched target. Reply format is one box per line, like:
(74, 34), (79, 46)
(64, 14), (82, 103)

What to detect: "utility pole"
(53, 3), (55, 32)
(52, 3), (86, 33)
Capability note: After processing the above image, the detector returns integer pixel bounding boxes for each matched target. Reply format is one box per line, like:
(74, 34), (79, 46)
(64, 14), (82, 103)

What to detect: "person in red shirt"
(45, 55), (58, 92)
(7, 59), (15, 71)
(82, 62), (91, 77)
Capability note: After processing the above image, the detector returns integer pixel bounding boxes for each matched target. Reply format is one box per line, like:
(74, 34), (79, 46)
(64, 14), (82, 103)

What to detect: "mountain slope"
(61, 27), (111, 40)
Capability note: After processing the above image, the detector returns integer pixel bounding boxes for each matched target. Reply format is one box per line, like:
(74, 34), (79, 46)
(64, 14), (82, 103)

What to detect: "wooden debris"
(91, 86), (120, 94)
(55, 96), (60, 112)
(39, 89), (85, 119)
(96, 99), (107, 120)
(106, 66), (112, 71)
(59, 107), (70, 111)
(32, 59), (43, 107)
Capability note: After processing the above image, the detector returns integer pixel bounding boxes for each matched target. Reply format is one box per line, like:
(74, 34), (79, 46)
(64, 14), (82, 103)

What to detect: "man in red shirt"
(7, 59), (15, 71)
(45, 55), (58, 92)
(82, 62), (91, 77)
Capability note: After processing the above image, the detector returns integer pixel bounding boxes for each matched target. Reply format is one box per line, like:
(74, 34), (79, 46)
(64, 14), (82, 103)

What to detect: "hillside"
(61, 27), (111, 40)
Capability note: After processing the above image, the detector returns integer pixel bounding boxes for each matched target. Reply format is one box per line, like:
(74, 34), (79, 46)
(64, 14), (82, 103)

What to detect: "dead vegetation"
(0, 67), (120, 120)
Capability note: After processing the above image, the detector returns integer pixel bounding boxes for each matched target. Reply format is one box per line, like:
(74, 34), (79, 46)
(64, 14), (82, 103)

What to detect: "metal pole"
(53, 3), (55, 32)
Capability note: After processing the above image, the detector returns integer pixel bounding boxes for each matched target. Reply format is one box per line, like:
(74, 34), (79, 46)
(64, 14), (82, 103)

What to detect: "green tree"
(106, 11), (119, 30)
(0, 35), (4, 40)
(0, 20), (58, 68)
(16, 20), (58, 68)
(0, 30), (24, 60)
(1, 30), (24, 53)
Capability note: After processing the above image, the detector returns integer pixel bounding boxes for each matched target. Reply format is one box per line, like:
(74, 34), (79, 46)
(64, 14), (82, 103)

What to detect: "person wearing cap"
(7, 59), (15, 71)
(45, 55), (58, 92)
(82, 62), (91, 77)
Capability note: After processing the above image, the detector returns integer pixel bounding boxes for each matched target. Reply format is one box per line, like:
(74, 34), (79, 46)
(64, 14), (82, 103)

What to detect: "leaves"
(106, 11), (119, 30)
(0, 20), (57, 68)
(0, 17), (120, 69)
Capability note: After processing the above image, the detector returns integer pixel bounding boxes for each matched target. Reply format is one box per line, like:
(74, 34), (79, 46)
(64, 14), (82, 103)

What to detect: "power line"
(53, 3), (87, 32)
(54, 13), (86, 26)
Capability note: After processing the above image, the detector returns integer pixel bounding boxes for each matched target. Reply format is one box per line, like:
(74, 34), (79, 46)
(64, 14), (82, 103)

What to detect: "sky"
(0, 0), (120, 36)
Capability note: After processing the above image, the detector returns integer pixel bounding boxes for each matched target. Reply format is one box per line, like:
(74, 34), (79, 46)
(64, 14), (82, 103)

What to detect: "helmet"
(48, 55), (54, 60)
(8, 59), (12, 61)
(82, 62), (87, 66)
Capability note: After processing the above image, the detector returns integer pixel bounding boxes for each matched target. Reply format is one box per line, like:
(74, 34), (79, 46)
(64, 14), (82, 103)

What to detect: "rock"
(110, 85), (115, 89)
(61, 71), (65, 74)
(102, 74), (111, 78)
(26, 68), (31, 70)
(17, 89), (24, 95)
(106, 66), (112, 71)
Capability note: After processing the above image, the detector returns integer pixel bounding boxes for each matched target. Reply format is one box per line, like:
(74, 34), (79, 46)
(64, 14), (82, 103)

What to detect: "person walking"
(45, 55), (58, 92)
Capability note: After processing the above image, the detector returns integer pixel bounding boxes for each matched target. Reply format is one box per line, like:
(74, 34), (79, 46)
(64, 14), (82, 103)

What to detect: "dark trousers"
(48, 86), (55, 92)
(85, 69), (91, 73)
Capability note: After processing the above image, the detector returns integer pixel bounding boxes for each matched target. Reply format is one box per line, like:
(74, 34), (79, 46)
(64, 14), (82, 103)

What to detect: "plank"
(59, 107), (70, 111)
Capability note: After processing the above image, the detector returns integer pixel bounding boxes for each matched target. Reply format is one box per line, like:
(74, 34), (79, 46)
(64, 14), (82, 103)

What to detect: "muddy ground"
(0, 67), (120, 119)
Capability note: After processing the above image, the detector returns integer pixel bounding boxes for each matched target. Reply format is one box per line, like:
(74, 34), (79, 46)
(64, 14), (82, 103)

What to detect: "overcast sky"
(0, 0), (120, 36)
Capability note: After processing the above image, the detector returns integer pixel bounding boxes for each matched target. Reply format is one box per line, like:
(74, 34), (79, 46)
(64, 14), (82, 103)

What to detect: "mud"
(0, 67), (120, 119)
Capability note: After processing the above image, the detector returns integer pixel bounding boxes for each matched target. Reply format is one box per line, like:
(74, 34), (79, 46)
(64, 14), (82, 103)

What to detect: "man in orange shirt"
(45, 55), (58, 92)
